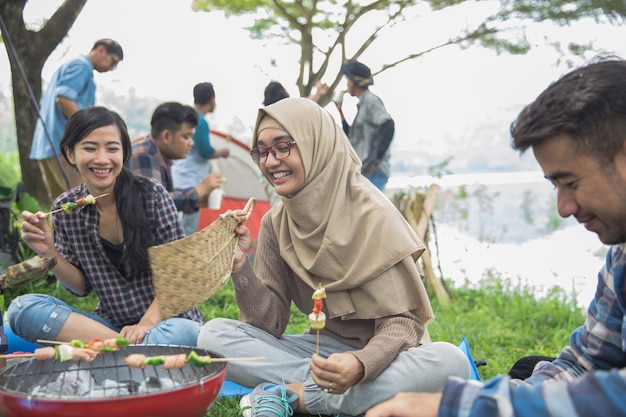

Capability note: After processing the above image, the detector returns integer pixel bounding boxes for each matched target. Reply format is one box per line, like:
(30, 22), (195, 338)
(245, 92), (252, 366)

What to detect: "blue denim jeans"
(365, 167), (388, 191)
(7, 294), (200, 347)
(180, 210), (200, 236)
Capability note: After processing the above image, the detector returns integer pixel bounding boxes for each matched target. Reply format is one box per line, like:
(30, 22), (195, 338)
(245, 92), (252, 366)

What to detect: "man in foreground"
(366, 58), (626, 417)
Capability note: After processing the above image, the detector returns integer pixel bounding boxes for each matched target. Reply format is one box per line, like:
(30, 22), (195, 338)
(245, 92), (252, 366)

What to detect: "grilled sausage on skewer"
(163, 354), (187, 369)
(124, 353), (148, 368)
(34, 346), (56, 360)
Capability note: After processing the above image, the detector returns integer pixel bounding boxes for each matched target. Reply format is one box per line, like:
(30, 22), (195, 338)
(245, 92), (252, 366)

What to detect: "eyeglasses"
(250, 141), (297, 164)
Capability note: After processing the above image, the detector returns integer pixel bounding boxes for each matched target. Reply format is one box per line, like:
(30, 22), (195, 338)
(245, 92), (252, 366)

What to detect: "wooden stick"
(37, 339), (65, 345)
(316, 330), (320, 356)
(0, 353), (36, 359)
(207, 356), (266, 362)
(0, 353), (265, 360)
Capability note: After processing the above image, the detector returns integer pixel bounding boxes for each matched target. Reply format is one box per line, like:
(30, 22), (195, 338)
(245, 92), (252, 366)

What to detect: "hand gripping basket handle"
(150, 197), (257, 319)
(221, 197), (255, 222)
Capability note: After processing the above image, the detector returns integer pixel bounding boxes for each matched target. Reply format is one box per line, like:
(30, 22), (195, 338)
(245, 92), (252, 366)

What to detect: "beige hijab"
(253, 97), (432, 323)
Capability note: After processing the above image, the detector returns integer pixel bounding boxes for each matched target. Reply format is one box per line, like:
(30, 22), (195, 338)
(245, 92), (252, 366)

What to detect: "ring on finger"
(325, 381), (334, 393)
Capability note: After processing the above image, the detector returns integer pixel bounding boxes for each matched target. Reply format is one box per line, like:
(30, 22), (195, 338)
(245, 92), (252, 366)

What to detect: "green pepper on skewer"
(143, 355), (167, 366)
(70, 339), (85, 348)
(115, 337), (130, 348)
(99, 346), (117, 352)
(61, 202), (79, 213)
(187, 351), (213, 367)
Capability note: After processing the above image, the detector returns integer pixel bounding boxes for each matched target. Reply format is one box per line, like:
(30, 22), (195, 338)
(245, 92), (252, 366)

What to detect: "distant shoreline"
(386, 170), (546, 193)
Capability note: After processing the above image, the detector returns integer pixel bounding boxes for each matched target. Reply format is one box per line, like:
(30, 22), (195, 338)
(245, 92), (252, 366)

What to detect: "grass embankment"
(2, 273), (584, 417)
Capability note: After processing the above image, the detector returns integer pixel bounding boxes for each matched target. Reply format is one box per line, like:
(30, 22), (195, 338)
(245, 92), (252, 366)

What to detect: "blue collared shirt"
(30, 54), (96, 160)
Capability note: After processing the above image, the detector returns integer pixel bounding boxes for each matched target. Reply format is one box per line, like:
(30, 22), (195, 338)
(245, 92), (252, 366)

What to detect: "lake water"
(387, 171), (607, 308)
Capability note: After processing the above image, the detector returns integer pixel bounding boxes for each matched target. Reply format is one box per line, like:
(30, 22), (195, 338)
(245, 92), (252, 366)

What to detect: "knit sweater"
(230, 213), (425, 382)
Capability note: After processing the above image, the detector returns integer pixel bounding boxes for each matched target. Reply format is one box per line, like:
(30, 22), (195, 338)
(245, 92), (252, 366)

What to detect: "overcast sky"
(2, 0), (625, 175)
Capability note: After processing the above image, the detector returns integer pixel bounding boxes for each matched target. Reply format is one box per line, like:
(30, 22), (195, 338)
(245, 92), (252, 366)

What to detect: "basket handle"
(243, 198), (256, 222)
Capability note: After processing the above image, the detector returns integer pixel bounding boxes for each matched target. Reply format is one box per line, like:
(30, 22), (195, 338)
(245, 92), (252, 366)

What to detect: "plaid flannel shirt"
(53, 180), (203, 328)
(346, 89), (393, 178)
(126, 135), (199, 214)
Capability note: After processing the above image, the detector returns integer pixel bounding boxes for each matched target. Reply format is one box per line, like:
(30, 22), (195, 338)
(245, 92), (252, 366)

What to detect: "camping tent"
(197, 130), (273, 243)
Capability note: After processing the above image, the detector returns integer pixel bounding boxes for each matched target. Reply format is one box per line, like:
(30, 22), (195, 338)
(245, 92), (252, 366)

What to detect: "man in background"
(126, 102), (222, 226)
(366, 58), (626, 417)
(30, 38), (124, 200)
(172, 82), (229, 235)
(335, 60), (394, 191)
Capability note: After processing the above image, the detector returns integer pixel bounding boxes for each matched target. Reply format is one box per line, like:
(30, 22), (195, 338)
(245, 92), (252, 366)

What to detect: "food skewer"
(0, 345), (97, 362)
(2, 349), (265, 367)
(37, 336), (130, 352)
(308, 282), (327, 355)
(45, 193), (110, 215)
(124, 352), (266, 369)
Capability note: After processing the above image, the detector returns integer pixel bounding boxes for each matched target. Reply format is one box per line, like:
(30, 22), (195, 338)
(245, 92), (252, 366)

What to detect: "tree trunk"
(0, 0), (87, 207)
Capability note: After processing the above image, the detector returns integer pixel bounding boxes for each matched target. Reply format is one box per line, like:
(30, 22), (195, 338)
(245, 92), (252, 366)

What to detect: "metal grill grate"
(0, 345), (226, 399)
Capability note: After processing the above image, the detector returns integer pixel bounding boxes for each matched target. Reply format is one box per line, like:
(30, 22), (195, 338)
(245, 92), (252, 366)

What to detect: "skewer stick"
(206, 356), (266, 362)
(0, 353), (266, 362)
(0, 353), (36, 359)
(45, 193), (110, 215)
(37, 339), (66, 345)
(315, 331), (319, 356)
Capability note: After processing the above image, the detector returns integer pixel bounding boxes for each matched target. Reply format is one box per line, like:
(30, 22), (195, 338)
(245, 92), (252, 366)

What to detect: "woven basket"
(149, 198), (255, 320)
(0, 255), (57, 289)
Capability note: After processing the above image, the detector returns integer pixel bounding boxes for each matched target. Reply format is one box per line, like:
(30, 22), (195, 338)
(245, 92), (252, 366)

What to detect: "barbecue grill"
(0, 345), (228, 417)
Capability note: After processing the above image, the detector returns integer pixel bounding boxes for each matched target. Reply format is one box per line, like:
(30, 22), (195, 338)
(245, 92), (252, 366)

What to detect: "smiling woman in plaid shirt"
(10, 107), (202, 347)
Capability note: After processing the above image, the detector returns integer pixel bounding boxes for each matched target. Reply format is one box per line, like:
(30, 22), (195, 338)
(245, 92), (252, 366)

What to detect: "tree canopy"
(191, 0), (625, 105)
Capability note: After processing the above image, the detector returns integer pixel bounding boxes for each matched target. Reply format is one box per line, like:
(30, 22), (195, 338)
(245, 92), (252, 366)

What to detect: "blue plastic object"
(4, 321), (39, 353)
(458, 336), (482, 381)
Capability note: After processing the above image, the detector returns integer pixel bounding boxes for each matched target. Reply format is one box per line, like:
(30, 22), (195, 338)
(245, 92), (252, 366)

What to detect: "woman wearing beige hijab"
(197, 97), (469, 417)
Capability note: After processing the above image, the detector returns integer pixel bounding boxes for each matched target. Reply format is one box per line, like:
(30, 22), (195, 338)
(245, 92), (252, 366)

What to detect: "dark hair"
(60, 107), (152, 273)
(341, 61), (373, 87)
(511, 57), (626, 165)
(150, 102), (198, 137)
(193, 82), (215, 105)
(263, 81), (289, 106)
(92, 38), (124, 60)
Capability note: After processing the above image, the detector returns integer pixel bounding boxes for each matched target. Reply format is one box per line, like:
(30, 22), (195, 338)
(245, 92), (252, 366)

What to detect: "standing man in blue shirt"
(366, 58), (626, 417)
(335, 61), (395, 191)
(29, 38), (124, 200)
